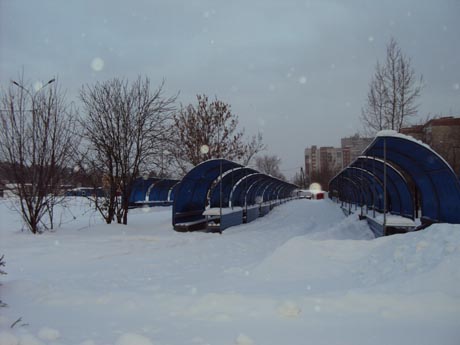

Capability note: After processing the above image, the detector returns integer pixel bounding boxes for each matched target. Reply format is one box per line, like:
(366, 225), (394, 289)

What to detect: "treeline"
(0, 75), (268, 233)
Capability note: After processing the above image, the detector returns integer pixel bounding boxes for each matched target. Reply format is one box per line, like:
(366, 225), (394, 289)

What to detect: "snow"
(375, 129), (448, 162)
(370, 214), (416, 227)
(203, 207), (243, 216)
(1, 197), (460, 345)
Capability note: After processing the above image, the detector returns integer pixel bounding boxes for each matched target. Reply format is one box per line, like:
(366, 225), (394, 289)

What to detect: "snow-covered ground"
(1, 198), (459, 345)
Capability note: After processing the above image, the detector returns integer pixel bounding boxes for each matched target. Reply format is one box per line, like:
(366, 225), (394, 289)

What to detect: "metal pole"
(218, 116), (223, 227)
(372, 155), (376, 218)
(383, 138), (387, 235)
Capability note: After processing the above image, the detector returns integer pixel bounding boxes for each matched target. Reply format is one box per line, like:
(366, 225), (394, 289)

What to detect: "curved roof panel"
(209, 167), (258, 208)
(173, 159), (299, 228)
(351, 157), (414, 218)
(129, 178), (159, 203)
(148, 179), (181, 202)
(173, 159), (243, 225)
(364, 132), (460, 223)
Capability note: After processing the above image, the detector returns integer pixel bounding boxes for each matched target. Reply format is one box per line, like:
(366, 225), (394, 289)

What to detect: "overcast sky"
(1, 0), (460, 178)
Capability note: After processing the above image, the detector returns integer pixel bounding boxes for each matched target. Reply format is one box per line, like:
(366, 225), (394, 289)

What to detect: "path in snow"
(1, 198), (459, 345)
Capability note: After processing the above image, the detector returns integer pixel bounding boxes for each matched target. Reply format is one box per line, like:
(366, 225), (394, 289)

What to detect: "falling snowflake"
(298, 76), (307, 84)
(203, 9), (216, 18)
(268, 83), (276, 91)
(453, 83), (460, 91)
(368, 36), (374, 43)
(91, 57), (105, 72)
(200, 145), (210, 154)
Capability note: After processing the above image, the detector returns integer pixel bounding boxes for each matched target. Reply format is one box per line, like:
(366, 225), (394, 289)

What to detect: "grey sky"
(1, 0), (460, 178)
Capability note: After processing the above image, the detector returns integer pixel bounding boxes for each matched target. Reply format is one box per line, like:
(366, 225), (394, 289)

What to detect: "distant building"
(304, 135), (373, 189)
(341, 135), (373, 166)
(400, 116), (460, 176)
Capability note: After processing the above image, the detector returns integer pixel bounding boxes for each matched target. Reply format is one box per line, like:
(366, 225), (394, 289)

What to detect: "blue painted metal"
(221, 209), (244, 230)
(209, 167), (257, 208)
(245, 205), (260, 223)
(330, 132), (460, 229)
(352, 157), (414, 218)
(364, 134), (460, 223)
(345, 167), (384, 212)
(230, 173), (264, 207)
(259, 204), (271, 216)
(173, 159), (243, 227)
(173, 159), (298, 231)
(148, 179), (180, 203)
(129, 178), (159, 204)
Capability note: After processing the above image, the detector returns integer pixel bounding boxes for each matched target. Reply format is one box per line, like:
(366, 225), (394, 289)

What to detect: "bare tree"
(79, 77), (176, 225)
(292, 168), (307, 188)
(361, 63), (388, 135)
(73, 150), (116, 224)
(255, 155), (286, 180)
(171, 95), (264, 174)
(0, 254), (6, 308)
(242, 132), (266, 166)
(361, 38), (423, 135)
(0, 77), (77, 233)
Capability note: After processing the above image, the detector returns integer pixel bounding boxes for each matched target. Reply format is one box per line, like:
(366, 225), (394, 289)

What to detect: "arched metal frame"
(209, 167), (258, 208)
(329, 131), (460, 224)
(352, 157), (414, 218)
(129, 178), (159, 204)
(173, 159), (298, 228)
(129, 178), (181, 205)
(147, 179), (181, 203)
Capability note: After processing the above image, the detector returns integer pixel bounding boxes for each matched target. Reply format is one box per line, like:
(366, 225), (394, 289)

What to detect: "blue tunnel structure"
(172, 159), (298, 232)
(329, 131), (460, 237)
(129, 177), (180, 207)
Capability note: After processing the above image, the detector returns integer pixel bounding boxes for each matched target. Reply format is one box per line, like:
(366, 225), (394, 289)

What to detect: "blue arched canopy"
(173, 159), (298, 230)
(364, 132), (460, 223)
(351, 157), (414, 218)
(209, 167), (258, 208)
(129, 178), (159, 204)
(148, 179), (180, 202)
(173, 160), (244, 226)
(329, 131), (460, 225)
(129, 178), (180, 206)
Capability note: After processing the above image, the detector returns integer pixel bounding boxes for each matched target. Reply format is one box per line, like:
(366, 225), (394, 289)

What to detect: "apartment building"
(400, 116), (460, 176)
(341, 135), (373, 166)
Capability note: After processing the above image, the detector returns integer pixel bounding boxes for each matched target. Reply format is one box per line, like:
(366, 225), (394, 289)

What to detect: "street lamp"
(11, 78), (56, 125)
(11, 78), (55, 96)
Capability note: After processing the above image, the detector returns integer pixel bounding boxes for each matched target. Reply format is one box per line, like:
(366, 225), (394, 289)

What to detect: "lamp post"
(11, 78), (56, 159)
(12, 78), (55, 97)
(217, 115), (223, 227)
(11, 79), (56, 121)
